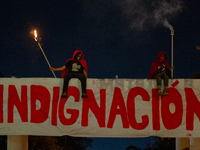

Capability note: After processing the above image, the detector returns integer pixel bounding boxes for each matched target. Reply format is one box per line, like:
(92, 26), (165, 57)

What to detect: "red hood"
(157, 51), (166, 62)
(72, 50), (84, 60)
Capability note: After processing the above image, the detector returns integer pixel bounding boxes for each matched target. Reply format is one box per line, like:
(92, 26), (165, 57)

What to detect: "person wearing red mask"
(149, 51), (173, 96)
(50, 50), (88, 98)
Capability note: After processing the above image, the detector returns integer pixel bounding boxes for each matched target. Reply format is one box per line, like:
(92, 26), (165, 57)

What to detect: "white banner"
(0, 78), (200, 137)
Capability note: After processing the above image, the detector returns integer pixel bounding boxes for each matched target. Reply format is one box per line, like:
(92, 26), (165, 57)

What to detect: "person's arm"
(149, 62), (156, 79)
(83, 69), (88, 78)
(50, 66), (66, 71)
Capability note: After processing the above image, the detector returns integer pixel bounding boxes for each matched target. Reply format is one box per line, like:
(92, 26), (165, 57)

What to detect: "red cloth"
(148, 51), (170, 79)
(61, 50), (88, 78)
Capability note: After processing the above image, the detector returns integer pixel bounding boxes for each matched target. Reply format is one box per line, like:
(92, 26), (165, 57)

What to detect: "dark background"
(1, 0), (200, 149)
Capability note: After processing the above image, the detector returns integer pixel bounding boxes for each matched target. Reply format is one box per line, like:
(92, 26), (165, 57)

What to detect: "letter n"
(82, 89), (106, 127)
(185, 88), (200, 130)
(8, 85), (28, 123)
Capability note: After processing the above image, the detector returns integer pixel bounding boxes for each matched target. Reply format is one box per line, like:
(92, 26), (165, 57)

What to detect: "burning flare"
(34, 30), (38, 41)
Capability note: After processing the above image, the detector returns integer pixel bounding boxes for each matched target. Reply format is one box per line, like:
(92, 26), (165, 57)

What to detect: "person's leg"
(62, 73), (73, 97)
(162, 75), (169, 95)
(155, 74), (162, 95)
(76, 73), (87, 98)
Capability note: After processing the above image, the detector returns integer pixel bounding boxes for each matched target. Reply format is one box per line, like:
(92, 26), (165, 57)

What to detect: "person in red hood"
(149, 51), (173, 96)
(50, 50), (88, 98)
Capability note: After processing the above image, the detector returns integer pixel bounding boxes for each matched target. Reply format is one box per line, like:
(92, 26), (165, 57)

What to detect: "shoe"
(158, 89), (162, 96)
(162, 90), (168, 96)
(82, 92), (87, 98)
(61, 92), (68, 98)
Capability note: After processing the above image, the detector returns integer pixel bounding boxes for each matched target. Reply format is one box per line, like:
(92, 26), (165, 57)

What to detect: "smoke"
(119, 0), (183, 31)
(163, 19), (173, 31)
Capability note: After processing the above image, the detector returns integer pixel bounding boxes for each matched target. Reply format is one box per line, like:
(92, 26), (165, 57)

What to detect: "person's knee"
(82, 75), (86, 80)
(155, 75), (162, 85)
(164, 75), (169, 86)
(78, 74), (86, 80)
(166, 75), (169, 80)
(64, 74), (71, 80)
(157, 75), (162, 80)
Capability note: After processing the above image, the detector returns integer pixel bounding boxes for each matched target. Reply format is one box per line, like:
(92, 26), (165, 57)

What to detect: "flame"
(34, 30), (38, 41)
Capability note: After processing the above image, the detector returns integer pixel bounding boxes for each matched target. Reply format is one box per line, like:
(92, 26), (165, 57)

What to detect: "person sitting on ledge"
(149, 51), (173, 96)
(50, 50), (88, 98)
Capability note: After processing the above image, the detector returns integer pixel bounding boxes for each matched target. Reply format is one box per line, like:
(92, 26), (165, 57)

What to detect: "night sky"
(1, 0), (200, 149)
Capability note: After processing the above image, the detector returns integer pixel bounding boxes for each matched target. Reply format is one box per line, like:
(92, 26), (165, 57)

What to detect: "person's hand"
(50, 67), (54, 71)
(171, 66), (174, 70)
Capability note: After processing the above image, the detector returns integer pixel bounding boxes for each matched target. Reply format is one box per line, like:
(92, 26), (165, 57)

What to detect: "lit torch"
(34, 30), (38, 41)
(33, 30), (57, 78)
(171, 30), (174, 79)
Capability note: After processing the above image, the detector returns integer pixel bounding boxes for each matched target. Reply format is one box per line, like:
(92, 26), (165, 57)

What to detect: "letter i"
(51, 87), (60, 126)
(152, 88), (160, 130)
(0, 85), (3, 123)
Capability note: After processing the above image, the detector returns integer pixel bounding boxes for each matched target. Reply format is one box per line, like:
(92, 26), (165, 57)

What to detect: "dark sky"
(1, 0), (200, 79)
(1, 0), (200, 149)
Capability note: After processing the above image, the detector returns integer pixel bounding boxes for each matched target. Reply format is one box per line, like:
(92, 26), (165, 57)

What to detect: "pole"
(176, 138), (189, 150)
(171, 30), (174, 79)
(8, 135), (28, 150)
(190, 138), (200, 150)
(173, 29), (190, 150)
(38, 42), (57, 78)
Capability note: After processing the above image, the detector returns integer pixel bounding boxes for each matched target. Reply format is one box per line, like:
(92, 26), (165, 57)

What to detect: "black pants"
(63, 73), (86, 93)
